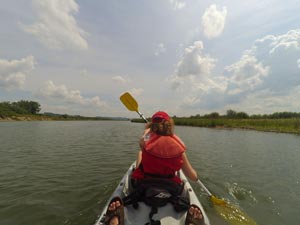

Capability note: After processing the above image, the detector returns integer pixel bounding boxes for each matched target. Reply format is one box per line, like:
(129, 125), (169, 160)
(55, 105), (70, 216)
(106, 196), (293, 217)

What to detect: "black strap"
(145, 207), (161, 225)
(144, 172), (175, 179)
(139, 163), (175, 179)
(122, 191), (140, 209)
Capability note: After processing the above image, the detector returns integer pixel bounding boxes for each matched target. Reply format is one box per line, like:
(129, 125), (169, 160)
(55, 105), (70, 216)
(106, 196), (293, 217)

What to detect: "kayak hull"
(95, 162), (210, 225)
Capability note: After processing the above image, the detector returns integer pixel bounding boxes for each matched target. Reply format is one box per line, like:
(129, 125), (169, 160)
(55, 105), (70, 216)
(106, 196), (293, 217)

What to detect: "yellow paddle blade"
(120, 92), (138, 112)
(211, 195), (227, 205)
(197, 179), (258, 225)
(213, 199), (258, 225)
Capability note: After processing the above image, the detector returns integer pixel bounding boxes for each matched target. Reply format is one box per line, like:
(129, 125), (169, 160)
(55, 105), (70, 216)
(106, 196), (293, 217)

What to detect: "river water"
(0, 121), (299, 225)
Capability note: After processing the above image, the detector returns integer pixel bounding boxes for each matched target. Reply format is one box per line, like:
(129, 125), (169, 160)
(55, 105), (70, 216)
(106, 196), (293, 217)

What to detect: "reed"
(173, 118), (300, 134)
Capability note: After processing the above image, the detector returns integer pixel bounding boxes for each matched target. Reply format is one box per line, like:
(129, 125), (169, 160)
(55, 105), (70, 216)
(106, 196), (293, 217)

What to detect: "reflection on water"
(0, 121), (299, 225)
(225, 182), (258, 204)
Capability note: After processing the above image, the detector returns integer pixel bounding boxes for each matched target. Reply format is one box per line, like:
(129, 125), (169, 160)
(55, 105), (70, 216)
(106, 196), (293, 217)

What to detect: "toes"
(108, 202), (116, 210)
(188, 206), (195, 215)
(194, 208), (203, 219)
(108, 201), (120, 211)
(189, 206), (203, 219)
(115, 201), (121, 207)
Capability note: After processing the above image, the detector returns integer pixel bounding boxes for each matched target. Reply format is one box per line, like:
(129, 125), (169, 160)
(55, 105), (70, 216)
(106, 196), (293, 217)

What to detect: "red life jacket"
(144, 132), (186, 158)
(132, 132), (186, 183)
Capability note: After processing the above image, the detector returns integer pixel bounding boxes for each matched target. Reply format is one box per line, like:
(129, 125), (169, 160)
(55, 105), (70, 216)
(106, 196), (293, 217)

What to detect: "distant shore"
(0, 115), (55, 122)
(2, 115), (300, 135)
(175, 118), (300, 135)
(0, 114), (128, 122)
(131, 117), (300, 135)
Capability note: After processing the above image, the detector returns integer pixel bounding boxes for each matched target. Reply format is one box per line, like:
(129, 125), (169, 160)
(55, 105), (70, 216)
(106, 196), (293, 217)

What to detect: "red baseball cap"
(151, 111), (170, 123)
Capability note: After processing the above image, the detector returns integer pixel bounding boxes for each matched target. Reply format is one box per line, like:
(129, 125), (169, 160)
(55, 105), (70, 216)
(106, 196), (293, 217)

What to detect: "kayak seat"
(123, 177), (190, 225)
(131, 177), (184, 196)
(123, 178), (190, 212)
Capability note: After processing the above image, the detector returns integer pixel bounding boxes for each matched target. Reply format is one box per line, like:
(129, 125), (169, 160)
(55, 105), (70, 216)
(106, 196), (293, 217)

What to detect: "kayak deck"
(95, 162), (210, 225)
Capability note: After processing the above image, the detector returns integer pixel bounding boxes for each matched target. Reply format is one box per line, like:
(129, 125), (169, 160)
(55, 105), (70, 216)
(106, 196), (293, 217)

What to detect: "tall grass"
(173, 118), (300, 134)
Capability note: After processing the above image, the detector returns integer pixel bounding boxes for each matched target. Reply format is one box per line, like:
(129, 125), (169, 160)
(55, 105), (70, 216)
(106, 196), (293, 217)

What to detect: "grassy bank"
(0, 114), (128, 122)
(0, 114), (54, 122)
(132, 118), (300, 135)
(0, 100), (128, 122)
(174, 118), (300, 134)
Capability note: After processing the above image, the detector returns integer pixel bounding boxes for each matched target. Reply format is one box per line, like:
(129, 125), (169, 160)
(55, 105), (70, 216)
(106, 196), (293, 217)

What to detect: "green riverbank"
(0, 100), (128, 122)
(132, 118), (300, 135)
(0, 114), (128, 122)
(175, 118), (300, 135)
(3, 115), (300, 135)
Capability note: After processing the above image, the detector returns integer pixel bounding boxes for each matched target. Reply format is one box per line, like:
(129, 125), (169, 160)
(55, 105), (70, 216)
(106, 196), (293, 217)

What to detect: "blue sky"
(1, 0), (300, 117)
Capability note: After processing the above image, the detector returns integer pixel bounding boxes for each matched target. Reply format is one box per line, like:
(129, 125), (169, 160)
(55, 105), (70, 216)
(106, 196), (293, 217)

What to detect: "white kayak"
(95, 162), (210, 225)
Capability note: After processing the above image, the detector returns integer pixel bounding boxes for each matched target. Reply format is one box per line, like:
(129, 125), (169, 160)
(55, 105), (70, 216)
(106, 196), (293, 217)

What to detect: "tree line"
(189, 109), (300, 119)
(0, 100), (41, 117)
(0, 100), (128, 121)
(1, 100), (300, 120)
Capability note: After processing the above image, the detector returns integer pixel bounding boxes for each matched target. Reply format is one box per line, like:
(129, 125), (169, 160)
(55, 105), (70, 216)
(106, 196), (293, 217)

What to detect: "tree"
(0, 100), (41, 115)
(236, 112), (249, 119)
(14, 100), (41, 114)
(204, 112), (220, 119)
(190, 114), (201, 119)
(226, 109), (237, 118)
(28, 101), (41, 114)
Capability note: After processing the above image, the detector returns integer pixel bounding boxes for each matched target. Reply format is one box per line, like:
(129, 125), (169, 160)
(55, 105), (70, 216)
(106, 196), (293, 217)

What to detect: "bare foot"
(187, 205), (204, 225)
(107, 200), (120, 225)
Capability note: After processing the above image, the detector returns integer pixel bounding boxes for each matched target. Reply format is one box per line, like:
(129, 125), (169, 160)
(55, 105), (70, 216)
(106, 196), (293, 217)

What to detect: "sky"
(1, 0), (300, 118)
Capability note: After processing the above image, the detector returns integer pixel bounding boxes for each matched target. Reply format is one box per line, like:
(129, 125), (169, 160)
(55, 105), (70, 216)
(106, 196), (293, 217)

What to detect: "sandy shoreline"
(0, 116), (55, 122)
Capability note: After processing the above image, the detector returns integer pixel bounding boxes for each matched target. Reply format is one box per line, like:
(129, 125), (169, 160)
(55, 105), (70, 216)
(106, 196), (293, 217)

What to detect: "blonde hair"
(150, 118), (174, 136)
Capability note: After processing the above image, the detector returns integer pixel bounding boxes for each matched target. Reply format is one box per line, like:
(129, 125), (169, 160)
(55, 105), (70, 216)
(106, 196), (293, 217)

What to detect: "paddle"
(197, 180), (258, 225)
(120, 91), (258, 225)
(120, 92), (148, 122)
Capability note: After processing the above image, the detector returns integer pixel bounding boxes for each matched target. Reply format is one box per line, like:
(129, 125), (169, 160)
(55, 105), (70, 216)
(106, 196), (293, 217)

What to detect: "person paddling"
(131, 111), (198, 185)
(104, 111), (205, 225)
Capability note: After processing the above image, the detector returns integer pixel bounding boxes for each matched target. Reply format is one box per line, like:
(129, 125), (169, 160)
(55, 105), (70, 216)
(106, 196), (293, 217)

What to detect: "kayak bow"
(95, 162), (210, 225)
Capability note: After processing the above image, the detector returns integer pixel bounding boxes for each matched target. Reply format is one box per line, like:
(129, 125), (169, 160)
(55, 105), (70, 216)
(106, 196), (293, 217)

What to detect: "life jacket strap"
(145, 207), (161, 225)
(139, 164), (175, 179)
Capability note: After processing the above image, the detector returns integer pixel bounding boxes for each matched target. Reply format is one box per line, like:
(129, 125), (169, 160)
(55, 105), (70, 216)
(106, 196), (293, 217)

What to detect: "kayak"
(94, 162), (210, 225)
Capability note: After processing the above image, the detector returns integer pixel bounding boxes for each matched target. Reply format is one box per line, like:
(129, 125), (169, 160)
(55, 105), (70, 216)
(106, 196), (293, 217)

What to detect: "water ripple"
(1, 122), (300, 225)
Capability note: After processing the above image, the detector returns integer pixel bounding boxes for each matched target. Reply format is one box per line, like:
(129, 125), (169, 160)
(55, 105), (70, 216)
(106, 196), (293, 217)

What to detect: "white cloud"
(0, 56), (35, 90)
(80, 69), (87, 77)
(130, 88), (144, 97)
(171, 29), (300, 112)
(251, 29), (300, 92)
(268, 30), (300, 54)
(154, 43), (166, 56)
(112, 76), (128, 84)
(175, 41), (216, 78)
(169, 0), (186, 10)
(170, 41), (226, 109)
(225, 54), (270, 93)
(223, 29), (300, 108)
(182, 96), (200, 107)
(201, 4), (227, 39)
(298, 59), (300, 69)
(22, 0), (88, 51)
(232, 88), (300, 114)
(169, 75), (184, 90)
(37, 80), (106, 107)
